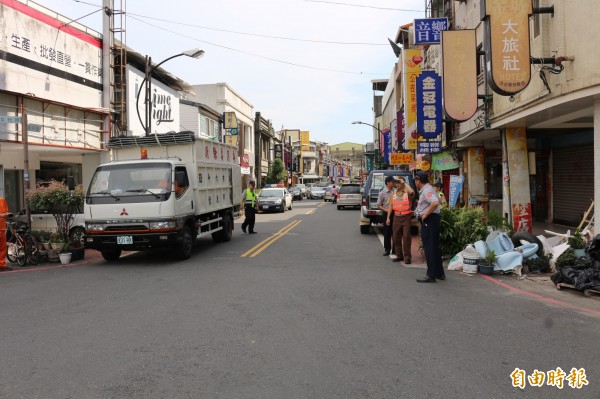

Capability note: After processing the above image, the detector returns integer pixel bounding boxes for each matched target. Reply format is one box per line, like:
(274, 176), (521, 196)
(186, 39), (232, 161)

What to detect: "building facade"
(189, 83), (255, 185)
(0, 0), (108, 213)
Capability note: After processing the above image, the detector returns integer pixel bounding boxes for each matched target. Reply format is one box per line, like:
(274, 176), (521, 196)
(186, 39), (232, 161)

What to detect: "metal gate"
(552, 146), (594, 226)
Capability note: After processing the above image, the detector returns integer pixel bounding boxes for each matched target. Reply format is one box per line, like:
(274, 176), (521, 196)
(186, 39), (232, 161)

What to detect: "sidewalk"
(2, 248), (104, 273)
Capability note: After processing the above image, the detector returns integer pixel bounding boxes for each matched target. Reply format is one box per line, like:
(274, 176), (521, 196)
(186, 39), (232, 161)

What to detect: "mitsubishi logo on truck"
(120, 208), (129, 216)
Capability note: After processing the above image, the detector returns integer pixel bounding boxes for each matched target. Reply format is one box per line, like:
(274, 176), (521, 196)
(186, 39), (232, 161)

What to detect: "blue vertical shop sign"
(449, 175), (465, 208)
(382, 130), (391, 164)
(414, 18), (448, 44)
(416, 70), (442, 139)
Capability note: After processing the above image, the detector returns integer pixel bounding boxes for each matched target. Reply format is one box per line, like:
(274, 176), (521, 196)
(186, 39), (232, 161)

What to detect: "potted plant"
(27, 180), (84, 260)
(479, 249), (497, 275)
(568, 229), (586, 257)
(48, 232), (68, 252)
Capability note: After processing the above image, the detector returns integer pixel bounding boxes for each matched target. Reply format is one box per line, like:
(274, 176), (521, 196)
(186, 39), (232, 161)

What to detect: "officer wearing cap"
(377, 176), (396, 256)
(386, 175), (415, 264)
(434, 181), (448, 208)
(414, 171), (445, 283)
(241, 180), (258, 234)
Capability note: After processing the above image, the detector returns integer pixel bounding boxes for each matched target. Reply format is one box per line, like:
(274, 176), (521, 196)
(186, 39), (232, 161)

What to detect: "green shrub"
(26, 180), (84, 243)
(555, 248), (578, 269)
(523, 254), (551, 273)
(486, 210), (514, 236)
(440, 207), (488, 257)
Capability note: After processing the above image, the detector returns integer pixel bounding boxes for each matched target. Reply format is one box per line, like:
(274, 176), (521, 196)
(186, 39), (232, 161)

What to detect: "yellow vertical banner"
(301, 131), (310, 151)
(402, 49), (423, 150)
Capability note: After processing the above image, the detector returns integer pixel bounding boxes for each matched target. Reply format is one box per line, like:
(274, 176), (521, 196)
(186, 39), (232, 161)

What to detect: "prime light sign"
(0, 0), (102, 107)
(127, 66), (180, 136)
(482, 0), (533, 96)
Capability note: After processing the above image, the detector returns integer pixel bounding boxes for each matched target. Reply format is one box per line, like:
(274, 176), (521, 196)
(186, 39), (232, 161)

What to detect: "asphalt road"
(1, 199), (599, 398)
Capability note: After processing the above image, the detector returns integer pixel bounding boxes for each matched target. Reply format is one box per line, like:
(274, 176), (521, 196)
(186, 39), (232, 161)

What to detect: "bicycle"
(6, 222), (40, 266)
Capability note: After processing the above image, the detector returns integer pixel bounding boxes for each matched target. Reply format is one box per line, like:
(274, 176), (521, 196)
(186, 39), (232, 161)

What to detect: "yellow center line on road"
(241, 220), (302, 258)
(317, 202), (326, 208)
(306, 210), (315, 215)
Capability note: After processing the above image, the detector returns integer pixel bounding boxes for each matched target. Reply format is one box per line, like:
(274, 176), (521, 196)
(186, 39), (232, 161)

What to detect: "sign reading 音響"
(413, 18), (448, 45)
(481, 0), (533, 96)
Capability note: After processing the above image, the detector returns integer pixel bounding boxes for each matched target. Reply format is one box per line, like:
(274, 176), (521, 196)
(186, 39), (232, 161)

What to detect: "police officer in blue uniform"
(414, 171), (445, 283)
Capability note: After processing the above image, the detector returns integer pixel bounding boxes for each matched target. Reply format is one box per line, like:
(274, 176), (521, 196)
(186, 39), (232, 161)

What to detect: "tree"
(26, 180), (85, 243)
(267, 158), (288, 184)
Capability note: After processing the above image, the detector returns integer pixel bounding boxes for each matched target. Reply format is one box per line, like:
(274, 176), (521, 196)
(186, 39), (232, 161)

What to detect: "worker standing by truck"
(241, 181), (258, 234)
(0, 197), (12, 271)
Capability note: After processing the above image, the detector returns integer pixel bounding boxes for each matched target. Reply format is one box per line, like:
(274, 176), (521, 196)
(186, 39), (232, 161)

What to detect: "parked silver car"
(337, 183), (362, 210)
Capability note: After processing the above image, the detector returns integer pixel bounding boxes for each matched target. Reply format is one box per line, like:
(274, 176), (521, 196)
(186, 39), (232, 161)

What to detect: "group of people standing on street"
(377, 171), (445, 283)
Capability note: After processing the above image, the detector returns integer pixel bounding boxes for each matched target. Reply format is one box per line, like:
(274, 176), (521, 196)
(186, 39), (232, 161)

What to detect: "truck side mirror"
(67, 176), (75, 191)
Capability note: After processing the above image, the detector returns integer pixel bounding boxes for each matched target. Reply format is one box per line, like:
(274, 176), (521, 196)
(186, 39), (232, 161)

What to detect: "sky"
(36, 0), (425, 145)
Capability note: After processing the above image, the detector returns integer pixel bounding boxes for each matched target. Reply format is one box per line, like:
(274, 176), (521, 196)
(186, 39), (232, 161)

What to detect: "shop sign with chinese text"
(414, 18), (448, 44)
(482, 0), (533, 95)
(416, 70), (442, 139)
(390, 152), (414, 165)
(417, 139), (442, 154)
(432, 151), (459, 170)
(402, 49), (424, 150)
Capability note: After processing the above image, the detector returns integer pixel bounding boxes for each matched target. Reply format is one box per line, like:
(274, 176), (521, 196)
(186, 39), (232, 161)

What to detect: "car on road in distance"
(337, 183), (362, 210)
(293, 184), (307, 198)
(290, 186), (303, 201)
(257, 188), (293, 213)
(309, 186), (326, 199)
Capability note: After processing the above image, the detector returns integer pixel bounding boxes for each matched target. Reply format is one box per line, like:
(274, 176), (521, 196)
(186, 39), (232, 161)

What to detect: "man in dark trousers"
(377, 176), (395, 256)
(241, 180), (258, 234)
(414, 171), (444, 283)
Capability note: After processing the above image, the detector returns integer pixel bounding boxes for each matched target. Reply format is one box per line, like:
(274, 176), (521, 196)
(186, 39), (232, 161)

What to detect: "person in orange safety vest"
(0, 197), (14, 271)
(385, 176), (415, 264)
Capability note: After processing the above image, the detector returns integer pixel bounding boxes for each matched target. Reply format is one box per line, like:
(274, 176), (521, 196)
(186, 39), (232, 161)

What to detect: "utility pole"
(288, 135), (292, 186)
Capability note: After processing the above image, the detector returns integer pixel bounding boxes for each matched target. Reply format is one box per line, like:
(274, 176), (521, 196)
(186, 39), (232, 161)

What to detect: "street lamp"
(352, 121), (384, 170)
(136, 48), (205, 136)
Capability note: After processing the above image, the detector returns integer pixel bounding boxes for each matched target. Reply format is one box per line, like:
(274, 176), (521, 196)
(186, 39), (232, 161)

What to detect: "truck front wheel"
(219, 214), (233, 242)
(101, 249), (122, 262)
(177, 226), (194, 260)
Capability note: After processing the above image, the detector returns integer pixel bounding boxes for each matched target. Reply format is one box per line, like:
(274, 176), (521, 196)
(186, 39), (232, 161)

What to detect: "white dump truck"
(84, 131), (242, 261)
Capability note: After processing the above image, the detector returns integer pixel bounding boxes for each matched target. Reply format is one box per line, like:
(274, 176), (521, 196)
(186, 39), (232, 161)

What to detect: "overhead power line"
(302, 0), (424, 12)
(128, 15), (384, 75)
(129, 13), (386, 46)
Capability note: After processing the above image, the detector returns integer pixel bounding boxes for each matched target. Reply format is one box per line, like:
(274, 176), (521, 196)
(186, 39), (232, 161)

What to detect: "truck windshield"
(87, 163), (172, 204)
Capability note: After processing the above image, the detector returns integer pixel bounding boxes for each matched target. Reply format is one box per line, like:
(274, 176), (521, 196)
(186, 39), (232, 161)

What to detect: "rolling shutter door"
(552, 146), (594, 226)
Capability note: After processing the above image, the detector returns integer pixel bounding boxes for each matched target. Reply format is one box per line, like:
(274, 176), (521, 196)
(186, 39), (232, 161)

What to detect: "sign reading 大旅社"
(481, 0), (533, 96)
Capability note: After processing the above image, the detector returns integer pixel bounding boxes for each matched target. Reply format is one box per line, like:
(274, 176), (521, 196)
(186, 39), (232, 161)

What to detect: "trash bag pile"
(551, 234), (600, 291)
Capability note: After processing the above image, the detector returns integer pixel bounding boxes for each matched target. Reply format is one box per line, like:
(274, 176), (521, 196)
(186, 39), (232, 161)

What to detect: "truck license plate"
(117, 236), (133, 245)
(263, 205), (269, 209)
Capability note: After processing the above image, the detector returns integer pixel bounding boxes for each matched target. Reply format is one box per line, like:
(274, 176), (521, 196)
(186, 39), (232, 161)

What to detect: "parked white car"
(14, 208), (86, 243)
